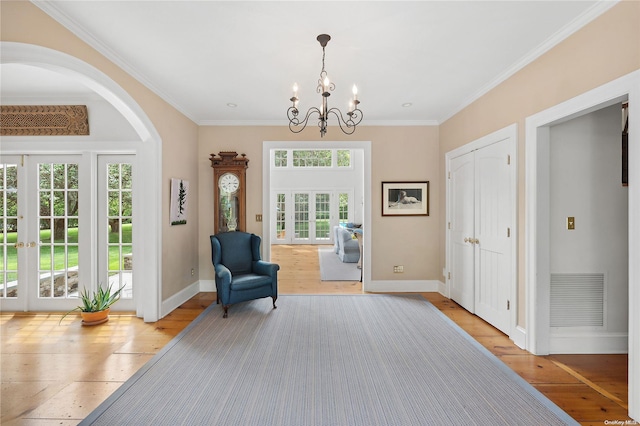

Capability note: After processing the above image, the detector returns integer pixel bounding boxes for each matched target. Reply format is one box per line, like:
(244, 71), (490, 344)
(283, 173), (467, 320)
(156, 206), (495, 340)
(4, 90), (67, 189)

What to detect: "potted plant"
(60, 283), (124, 325)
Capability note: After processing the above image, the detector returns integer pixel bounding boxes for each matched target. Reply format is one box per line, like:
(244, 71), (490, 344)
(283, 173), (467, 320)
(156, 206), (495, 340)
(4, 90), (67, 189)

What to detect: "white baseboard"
(160, 280), (201, 319)
(512, 326), (527, 350)
(550, 331), (628, 354)
(364, 280), (441, 293)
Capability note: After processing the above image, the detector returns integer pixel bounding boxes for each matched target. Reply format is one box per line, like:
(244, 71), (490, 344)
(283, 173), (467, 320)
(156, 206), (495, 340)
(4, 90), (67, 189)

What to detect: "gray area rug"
(82, 295), (577, 425)
(318, 247), (361, 281)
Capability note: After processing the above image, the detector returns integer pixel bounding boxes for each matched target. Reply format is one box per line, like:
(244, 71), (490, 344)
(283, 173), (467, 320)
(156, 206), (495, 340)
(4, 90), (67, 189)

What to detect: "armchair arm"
(215, 264), (232, 304)
(253, 260), (280, 278)
(254, 260), (279, 299)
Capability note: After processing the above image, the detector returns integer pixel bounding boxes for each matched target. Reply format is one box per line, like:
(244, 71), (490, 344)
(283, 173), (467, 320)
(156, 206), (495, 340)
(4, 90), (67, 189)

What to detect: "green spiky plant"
(59, 283), (124, 323)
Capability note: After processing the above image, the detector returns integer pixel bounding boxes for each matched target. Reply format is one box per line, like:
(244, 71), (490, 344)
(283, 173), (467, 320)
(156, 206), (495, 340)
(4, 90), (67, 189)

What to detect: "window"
(274, 150), (287, 168)
(337, 150), (351, 167)
(292, 150), (332, 167)
(275, 149), (352, 169)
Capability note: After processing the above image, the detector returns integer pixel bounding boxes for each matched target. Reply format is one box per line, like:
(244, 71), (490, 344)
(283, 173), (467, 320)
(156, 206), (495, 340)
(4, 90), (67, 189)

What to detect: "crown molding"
(197, 119), (438, 127)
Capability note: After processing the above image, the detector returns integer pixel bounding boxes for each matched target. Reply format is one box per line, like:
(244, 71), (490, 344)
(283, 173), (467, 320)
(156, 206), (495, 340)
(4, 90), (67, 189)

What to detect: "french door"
(0, 154), (135, 312)
(272, 190), (353, 244)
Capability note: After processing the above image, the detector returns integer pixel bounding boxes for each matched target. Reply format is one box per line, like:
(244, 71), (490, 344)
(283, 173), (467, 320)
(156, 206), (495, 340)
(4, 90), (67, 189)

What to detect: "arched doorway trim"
(1, 42), (162, 322)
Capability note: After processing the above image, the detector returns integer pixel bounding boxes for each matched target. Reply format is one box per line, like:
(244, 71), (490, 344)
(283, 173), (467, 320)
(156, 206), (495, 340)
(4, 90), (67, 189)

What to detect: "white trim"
(1, 42), (163, 322)
(444, 124), (518, 342)
(550, 332), (628, 354)
(366, 280), (440, 293)
(160, 280), (201, 319)
(512, 326), (527, 350)
(262, 141), (372, 289)
(199, 120), (439, 127)
(525, 69), (640, 421)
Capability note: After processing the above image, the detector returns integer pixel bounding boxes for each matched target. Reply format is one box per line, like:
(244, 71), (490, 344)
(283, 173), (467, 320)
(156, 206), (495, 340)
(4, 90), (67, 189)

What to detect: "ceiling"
(1, 1), (615, 126)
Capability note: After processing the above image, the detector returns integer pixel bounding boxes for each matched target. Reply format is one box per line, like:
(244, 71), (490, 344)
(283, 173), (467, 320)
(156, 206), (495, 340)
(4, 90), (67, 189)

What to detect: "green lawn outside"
(1, 224), (131, 273)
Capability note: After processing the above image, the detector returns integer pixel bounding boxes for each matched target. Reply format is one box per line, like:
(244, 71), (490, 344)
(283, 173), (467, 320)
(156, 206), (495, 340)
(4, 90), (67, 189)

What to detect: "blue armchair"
(210, 232), (280, 318)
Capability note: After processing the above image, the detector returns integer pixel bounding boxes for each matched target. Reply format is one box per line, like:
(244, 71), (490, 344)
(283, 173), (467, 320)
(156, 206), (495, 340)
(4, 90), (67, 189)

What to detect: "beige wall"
(198, 126), (440, 283)
(1, 1), (201, 302)
(439, 1), (640, 325)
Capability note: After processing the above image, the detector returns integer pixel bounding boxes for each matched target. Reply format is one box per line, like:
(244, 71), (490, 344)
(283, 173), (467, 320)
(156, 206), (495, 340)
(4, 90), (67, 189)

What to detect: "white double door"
(272, 190), (350, 244)
(449, 137), (514, 335)
(0, 154), (135, 312)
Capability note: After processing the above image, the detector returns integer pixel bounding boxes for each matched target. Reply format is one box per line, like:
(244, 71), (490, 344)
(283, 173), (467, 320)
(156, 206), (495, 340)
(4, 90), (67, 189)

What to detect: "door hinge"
(448, 222), (451, 229)
(507, 154), (511, 165)
(448, 272), (451, 280)
(448, 171), (451, 179)
(507, 300), (510, 310)
(507, 227), (510, 237)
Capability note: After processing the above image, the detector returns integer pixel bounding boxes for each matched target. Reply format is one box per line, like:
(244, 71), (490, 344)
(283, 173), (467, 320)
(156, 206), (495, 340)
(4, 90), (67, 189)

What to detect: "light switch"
(567, 216), (575, 230)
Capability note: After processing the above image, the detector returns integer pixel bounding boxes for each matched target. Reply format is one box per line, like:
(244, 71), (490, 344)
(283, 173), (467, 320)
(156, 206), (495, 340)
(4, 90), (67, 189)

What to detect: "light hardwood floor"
(0, 244), (631, 425)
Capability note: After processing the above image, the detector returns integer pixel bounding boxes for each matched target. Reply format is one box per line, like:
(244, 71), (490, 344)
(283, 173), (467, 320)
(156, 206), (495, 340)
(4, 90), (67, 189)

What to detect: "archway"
(1, 42), (162, 322)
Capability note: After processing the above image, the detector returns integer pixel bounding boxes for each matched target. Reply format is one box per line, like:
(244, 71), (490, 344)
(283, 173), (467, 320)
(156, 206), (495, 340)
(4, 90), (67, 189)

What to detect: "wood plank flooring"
(0, 244), (631, 425)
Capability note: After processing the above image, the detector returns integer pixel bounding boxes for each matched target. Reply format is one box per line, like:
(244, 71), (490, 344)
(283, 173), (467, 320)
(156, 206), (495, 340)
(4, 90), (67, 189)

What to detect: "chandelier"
(287, 34), (363, 138)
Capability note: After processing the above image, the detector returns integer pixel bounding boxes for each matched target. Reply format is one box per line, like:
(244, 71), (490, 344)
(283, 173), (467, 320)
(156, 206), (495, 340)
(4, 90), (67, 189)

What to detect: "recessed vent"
(550, 273), (604, 327)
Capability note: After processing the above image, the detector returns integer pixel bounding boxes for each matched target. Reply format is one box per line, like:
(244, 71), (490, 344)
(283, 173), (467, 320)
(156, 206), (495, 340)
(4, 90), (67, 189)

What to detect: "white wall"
(549, 104), (629, 349)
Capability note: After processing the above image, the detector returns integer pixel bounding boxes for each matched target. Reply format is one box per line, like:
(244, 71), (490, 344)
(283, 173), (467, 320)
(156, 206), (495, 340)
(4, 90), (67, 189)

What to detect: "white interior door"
(448, 136), (514, 334)
(474, 140), (513, 334)
(450, 151), (475, 312)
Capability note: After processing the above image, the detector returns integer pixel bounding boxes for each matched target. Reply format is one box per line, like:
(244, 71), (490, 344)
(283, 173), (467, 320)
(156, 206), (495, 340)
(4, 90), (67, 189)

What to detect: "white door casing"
(446, 124), (517, 338)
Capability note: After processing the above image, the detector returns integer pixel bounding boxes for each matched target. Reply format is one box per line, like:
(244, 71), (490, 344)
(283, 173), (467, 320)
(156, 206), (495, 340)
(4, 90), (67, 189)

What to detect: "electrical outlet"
(191, 268), (195, 276)
(256, 214), (263, 222)
(393, 265), (404, 273)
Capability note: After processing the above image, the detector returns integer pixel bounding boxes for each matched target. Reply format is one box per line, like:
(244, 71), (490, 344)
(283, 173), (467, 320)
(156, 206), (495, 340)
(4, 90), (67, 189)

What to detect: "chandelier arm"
(287, 106), (321, 134)
(326, 108), (364, 135)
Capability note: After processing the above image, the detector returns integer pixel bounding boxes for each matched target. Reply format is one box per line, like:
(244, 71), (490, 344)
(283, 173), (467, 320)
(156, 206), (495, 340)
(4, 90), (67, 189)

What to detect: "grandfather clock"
(210, 151), (249, 233)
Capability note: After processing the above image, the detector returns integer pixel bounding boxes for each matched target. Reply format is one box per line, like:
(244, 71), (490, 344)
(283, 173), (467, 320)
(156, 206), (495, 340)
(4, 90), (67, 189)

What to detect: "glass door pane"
(98, 156), (135, 311)
(293, 193), (309, 241)
(0, 160), (19, 299)
(275, 193), (287, 241)
(315, 193), (331, 241)
(37, 162), (80, 299)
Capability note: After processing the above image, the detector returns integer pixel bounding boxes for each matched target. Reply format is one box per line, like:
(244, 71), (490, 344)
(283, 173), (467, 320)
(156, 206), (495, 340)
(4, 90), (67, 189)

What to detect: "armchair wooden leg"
(272, 296), (277, 310)
(223, 305), (229, 318)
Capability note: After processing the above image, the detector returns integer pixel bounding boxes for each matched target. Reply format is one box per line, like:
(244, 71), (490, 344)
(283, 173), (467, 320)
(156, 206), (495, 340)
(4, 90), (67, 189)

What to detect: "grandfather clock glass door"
(210, 152), (248, 234)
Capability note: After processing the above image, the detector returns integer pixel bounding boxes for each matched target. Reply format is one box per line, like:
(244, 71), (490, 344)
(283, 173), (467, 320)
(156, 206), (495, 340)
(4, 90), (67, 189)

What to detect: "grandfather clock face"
(210, 152), (249, 233)
(219, 173), (240, 194)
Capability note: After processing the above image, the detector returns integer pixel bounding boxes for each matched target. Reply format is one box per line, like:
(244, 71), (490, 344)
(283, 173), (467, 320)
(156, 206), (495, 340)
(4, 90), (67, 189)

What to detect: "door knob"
(464, 237), (470, 243)
(28, 242), (37, 248)
(14, 242), (24, 248)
